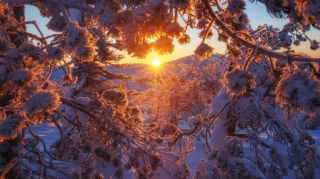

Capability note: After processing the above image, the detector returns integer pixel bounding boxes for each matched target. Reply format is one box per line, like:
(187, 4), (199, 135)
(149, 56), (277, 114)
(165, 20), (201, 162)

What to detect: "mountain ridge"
(50, 54), (224, 80)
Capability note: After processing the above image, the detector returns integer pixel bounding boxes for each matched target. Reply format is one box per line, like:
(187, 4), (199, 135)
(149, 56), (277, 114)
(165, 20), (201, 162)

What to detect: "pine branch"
(60, 97), (149, 153)
(0, 159), (18, 178)
(39, 66), (53, 87)
(202, 0), (320, 62)
(60, 97), (95, 118)
(202, 19), (214, 43)
(181, 125), (199, 136)
(63, 2), (94, 13)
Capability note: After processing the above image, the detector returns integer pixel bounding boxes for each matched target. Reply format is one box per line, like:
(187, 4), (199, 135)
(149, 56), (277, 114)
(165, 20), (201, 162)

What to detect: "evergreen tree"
(0, 0), (320, 178)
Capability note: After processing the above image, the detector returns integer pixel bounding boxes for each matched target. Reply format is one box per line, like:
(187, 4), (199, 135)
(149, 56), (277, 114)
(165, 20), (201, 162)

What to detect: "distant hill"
(165, 54), (224, 67)
(50, 54), (224, 81)
(165, 55), (196, 65)
(50, 54), (225, 92)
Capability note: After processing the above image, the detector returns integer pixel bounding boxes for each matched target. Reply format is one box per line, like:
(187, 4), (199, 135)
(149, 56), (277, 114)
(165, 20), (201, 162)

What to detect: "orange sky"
(120, 31), (227, 65)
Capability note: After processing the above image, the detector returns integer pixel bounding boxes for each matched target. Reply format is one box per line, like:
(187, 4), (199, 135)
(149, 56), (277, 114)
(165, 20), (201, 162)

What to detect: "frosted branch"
(202, 0), (320, 62)
(60, 97), (95, 118)
(23, 21), (44, 39)
(63, 2), (94, 13)
(181, 125), (199, 135)
(57, 1), (72, 26)
(0, 159), (18, 178)
(202, 19), (214, 43)
(0, 106), (23, 111)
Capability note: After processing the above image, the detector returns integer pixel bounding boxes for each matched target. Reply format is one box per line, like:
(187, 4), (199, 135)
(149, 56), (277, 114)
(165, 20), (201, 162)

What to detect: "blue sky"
(25, 1), (320, 65)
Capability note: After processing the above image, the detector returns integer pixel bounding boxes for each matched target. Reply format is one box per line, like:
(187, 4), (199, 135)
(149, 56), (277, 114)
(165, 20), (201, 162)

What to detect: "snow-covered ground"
(27, 122), (320, 178)
(25, 122), (60, 148)
(26, 122), (205, 178)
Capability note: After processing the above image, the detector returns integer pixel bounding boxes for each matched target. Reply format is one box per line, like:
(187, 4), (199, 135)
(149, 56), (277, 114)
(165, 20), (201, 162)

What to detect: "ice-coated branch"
(23, 21), (44, 39)
(202, 19), (214, 43)
(60, 97), (148, 153)
(60, 97), (95, 118)
(63, 2), (94, 13)
(202, 0), (320, 62)
(0, 159), (18, 178)
(214, 0), (226, 12)
(181, 125), (200, 136)
(57, 1), (73, 26)
(39, 66), (53, 87)
(0, 106), (23, 111)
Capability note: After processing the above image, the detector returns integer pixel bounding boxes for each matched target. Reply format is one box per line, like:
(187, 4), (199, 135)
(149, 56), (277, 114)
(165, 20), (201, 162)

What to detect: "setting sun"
(153, 59), (161, 67)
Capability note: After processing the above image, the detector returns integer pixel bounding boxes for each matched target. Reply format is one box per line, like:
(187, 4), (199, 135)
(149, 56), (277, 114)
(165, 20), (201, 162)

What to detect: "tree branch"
(60, 97), (95, 118)
(202, 0), (320, 62)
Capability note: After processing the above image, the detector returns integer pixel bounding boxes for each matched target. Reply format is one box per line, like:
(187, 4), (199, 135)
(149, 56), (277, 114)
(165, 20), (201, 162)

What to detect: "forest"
(1, 0), (320, 178)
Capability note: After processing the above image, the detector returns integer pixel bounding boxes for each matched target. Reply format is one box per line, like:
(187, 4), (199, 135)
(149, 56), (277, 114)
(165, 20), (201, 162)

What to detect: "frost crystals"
(225, 68), (255, 95)
(23, 90), (61, 116)
(194, 43), (214, 59)
(276, 65), (320, 115)
(0, 114), (26, 141)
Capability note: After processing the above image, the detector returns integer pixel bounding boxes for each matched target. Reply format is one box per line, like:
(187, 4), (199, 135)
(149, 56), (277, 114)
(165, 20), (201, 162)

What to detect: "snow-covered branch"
(202, 0), (320, 62)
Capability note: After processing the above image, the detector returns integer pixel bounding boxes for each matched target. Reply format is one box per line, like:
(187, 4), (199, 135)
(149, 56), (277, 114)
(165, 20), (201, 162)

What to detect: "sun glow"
(152, 59), (161, 67)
